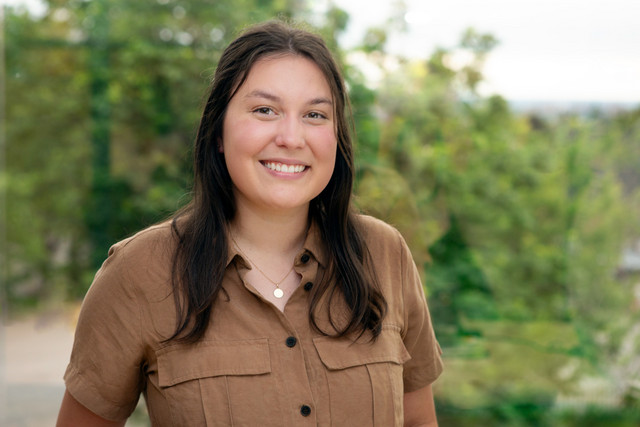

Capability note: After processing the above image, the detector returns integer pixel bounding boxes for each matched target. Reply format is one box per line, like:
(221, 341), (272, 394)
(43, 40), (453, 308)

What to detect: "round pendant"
(273, 288), (284, 299)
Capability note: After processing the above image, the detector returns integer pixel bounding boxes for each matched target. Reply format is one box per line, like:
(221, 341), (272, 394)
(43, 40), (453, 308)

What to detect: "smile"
(262, 161), (307, 173)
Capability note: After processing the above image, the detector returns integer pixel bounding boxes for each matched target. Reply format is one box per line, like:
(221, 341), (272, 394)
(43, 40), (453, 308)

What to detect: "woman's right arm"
(57, 390), (126, 427)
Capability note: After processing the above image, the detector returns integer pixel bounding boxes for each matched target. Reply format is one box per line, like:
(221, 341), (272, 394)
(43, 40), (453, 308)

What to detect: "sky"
(4, 0), (639, 103)
(332, 0), (640, 103)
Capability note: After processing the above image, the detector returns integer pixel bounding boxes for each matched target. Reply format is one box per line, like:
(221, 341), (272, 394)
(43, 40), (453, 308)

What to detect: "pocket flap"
(157, 338), (271, 387)
(313, 330), (411, 370)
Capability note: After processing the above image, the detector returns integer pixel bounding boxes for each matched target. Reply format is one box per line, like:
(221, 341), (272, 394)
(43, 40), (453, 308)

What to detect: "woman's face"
(221, 54), (338, 217)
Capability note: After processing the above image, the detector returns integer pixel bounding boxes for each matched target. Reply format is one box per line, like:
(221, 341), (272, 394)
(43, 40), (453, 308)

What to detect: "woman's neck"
(230, 204), (309, 256)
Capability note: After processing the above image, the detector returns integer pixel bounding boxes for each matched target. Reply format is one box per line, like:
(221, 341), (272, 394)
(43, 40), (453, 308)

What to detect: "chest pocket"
(313, 328), (410, 427)
(155, 339), (280, 426)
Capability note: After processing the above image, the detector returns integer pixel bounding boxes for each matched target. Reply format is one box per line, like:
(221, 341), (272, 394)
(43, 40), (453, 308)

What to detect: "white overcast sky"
(332, 0), (640, 103)
(5, 0), (639, 103)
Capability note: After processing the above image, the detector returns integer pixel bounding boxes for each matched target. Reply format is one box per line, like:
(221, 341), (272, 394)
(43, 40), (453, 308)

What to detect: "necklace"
(230, 235), (295, 299)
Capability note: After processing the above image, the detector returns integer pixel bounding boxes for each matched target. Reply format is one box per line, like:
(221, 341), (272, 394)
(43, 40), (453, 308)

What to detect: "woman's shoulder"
(353, 214), (407, 254)
(87, 221), (178, 304)
(96, 220), (177, 282)
(354, 214), (402, 241)
(109, 220), (177, 258)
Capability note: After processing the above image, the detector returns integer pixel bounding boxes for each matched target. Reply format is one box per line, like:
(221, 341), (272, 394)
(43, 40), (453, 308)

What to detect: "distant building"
(620, 241), (640, 274)
(618, 240), (640, 311)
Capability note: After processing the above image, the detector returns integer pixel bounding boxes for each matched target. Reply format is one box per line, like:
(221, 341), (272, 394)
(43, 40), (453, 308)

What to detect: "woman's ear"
(218, 138), (224, 153)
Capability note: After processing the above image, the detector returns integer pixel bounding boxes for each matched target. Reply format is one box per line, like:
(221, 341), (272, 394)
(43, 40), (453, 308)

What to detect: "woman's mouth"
(262, 161), (307, 173)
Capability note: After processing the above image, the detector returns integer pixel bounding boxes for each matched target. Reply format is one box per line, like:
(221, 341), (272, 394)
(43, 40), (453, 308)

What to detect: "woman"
(57, 20), (442, 426)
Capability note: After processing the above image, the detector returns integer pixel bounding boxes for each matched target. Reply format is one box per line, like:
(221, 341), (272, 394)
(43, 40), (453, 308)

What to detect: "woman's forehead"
(232, 52), (338, 99)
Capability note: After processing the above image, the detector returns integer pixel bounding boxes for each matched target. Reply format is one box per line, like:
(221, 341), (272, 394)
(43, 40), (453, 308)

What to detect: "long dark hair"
(169, 20), (386, 343)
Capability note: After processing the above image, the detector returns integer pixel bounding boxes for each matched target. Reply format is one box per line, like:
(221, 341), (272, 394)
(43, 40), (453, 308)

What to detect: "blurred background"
(1, 0), (640, 425)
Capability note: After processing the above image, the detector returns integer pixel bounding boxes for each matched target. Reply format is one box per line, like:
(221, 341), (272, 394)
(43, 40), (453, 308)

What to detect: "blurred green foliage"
(3, 0), (640, 424)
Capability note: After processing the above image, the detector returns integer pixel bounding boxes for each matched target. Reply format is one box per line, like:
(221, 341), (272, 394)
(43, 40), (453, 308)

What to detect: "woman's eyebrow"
(244, 90), (333, 107)
(245, 90), (280, 102)
(310, 97), (333, 107)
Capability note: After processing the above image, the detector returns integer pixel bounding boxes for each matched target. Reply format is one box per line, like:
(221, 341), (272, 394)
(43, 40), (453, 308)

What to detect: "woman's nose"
(274, 116), (305, 148)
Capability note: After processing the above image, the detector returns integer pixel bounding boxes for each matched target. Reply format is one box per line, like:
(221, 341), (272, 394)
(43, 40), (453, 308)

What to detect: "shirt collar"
(226, 238), (248, 269)
(225, 220), (328, 268)
(300, 220), (327, 267)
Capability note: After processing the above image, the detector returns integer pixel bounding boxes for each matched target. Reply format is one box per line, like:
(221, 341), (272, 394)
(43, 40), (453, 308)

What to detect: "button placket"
(278, 252), (320, 425)
(294, 251), (320, 299)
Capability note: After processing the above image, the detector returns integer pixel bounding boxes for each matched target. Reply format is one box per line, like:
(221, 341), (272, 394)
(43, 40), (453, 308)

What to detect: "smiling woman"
(57, 20), (443, 426)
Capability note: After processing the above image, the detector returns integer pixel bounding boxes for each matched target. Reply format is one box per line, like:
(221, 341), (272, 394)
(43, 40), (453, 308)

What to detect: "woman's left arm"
(404, 384), (438, 427)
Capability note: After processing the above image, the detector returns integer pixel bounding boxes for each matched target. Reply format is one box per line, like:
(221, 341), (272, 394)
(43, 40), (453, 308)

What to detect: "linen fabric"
(64, 215), (443, 426)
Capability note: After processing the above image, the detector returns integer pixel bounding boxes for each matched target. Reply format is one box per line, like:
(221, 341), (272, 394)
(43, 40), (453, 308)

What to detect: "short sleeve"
(64, 241), (146, 421)
(398, 231), (444, 392)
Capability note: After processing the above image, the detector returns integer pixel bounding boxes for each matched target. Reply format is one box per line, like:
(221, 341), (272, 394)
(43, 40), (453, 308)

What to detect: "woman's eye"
(254, 107), (274, 115)
(306, 111), (327, 120)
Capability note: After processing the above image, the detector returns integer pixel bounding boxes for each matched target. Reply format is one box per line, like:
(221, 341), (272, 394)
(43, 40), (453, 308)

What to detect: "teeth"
(264, 162), (306, 173)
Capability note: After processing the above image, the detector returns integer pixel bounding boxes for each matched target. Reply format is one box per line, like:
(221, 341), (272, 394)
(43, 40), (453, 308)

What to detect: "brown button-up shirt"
(64, 215), (443, 426)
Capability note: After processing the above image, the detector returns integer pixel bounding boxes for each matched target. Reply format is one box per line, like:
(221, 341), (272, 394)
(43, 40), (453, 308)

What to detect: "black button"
(300, 253), (310, 263)
(285, 336), (297, 348)
(303, 282), (313, 291)
(300, 405), (311, 417)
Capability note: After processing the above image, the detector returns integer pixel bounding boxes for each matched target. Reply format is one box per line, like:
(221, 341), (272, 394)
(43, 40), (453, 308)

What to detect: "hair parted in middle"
(169, 20), (387, 343)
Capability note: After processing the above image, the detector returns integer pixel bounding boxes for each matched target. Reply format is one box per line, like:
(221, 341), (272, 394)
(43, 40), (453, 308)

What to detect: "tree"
(351, 25), (640, 417)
